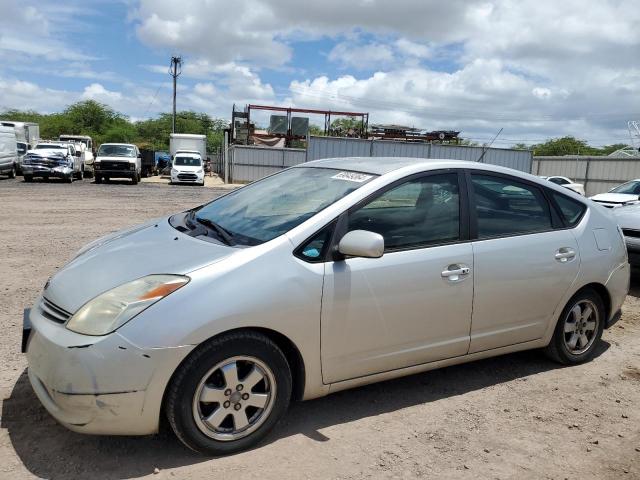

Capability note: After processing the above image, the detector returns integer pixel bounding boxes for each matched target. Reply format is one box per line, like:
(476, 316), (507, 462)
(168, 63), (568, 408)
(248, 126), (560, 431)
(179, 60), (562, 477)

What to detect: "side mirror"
(75, 151), (81, 157)
(338, 230), (384, 259)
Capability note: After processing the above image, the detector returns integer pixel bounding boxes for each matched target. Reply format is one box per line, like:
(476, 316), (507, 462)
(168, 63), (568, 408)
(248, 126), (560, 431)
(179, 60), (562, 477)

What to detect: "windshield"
(35, 144), (65, 150)
(610, 181), (640, 195)
(194, 167), (376, 246)
(174, 156), (201, 167)
(98, 145), (136, 157)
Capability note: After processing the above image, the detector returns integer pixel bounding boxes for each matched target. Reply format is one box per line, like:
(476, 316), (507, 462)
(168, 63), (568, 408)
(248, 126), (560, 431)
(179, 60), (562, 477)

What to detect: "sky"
(1, 0), (639, 147)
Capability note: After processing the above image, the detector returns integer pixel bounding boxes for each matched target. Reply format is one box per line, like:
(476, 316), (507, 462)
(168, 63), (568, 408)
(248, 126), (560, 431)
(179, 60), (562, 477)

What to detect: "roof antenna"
(477, 127), (503, 163)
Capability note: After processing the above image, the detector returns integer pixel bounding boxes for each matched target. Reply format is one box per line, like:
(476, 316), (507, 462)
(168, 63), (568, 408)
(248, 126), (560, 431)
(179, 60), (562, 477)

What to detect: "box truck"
(169, 133), (207, 159)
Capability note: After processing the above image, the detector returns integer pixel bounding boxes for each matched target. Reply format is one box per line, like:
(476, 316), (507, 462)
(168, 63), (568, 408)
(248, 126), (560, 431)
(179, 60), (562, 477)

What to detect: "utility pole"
(169, 56), (182, 133)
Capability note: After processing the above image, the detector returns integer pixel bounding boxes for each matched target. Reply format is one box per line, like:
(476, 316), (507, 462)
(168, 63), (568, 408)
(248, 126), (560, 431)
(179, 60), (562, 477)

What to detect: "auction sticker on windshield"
(331, 171), (373, 182)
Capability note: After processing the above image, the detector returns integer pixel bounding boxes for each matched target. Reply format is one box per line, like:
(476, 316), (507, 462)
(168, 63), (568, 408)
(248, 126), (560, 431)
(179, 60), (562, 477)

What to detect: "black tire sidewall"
(552, 288), (605, 364)
(166, 333), (292, 455)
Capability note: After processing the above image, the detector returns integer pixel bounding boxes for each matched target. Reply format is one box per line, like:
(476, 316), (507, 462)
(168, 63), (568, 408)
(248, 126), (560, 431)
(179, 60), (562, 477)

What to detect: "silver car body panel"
(25, 158), (629, 435)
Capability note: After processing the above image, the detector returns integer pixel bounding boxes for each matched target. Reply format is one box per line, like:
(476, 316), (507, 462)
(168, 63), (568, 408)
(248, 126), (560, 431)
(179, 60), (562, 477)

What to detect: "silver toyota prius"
(24, 157), (629, 455)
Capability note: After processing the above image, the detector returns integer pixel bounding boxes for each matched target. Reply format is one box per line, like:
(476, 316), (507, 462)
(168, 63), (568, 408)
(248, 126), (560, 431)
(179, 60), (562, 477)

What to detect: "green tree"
(531, 136), (599, 156)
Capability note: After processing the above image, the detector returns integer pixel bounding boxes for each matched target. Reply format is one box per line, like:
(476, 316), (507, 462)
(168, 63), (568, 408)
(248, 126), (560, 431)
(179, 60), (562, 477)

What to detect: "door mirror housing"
(338, 230), (384, 259)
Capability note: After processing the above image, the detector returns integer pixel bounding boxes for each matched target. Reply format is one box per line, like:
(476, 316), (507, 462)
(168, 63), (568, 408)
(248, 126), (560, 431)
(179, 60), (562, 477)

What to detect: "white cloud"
(328, 42), (395, 70)
(81, 83), (123, 103)
(394, 38), (431, 59)
(0, 78), (76, 112)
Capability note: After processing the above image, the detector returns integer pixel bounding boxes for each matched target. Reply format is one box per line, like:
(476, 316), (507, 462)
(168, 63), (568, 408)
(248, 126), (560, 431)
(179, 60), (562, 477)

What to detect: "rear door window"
(471, 174), (552, 238)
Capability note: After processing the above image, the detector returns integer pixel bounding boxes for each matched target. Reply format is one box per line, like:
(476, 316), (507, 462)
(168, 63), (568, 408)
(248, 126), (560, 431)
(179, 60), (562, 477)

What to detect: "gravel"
(1, 176), (639, 479)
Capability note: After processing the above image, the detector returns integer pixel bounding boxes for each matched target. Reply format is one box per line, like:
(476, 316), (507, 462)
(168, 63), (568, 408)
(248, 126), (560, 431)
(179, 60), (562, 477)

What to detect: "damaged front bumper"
(25, 300), (194, 435)
(22, 165), (73, 178)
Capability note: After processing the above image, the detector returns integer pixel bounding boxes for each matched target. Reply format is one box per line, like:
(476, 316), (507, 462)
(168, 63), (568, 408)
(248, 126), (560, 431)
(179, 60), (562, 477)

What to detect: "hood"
(173, 164), (202, 172)
(27, 149), (66, 157)
(44, 217), (233, 313)
(589, 192), (639, 204)
(96, 155), (136, 162)
(611, 203), (640, 229)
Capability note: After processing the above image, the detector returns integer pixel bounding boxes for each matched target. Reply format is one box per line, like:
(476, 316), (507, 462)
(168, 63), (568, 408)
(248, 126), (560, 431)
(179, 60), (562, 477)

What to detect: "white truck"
(59, 135), (95, 177)
(0, 121), (40, 174)
(0, 125), (18, 178)
(169, 133), (207, 159)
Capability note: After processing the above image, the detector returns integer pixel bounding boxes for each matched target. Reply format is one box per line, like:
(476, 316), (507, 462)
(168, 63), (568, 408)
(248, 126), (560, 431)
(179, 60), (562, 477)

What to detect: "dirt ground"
(0, 175), (639, 480)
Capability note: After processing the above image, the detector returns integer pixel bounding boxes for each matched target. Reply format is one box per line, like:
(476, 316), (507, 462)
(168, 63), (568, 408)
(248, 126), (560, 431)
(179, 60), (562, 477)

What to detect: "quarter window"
(551, 192), (585, 226)
(471, 174), (552, 238)
(348, 173), (460, 250)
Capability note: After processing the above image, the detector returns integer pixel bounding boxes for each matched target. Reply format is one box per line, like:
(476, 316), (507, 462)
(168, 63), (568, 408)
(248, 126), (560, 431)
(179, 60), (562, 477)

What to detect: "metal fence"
(228, 145), (306, 182)
(226, 136), (533, 183)
(307, 136), (532, 172)
(533, 156), (640, 196)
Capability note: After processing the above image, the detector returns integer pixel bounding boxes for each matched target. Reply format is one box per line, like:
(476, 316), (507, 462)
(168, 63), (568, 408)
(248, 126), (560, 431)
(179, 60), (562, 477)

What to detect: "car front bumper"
(22, 165), (73, 178)
(171, 171), (205, 184)
(25, 299), (194, 435)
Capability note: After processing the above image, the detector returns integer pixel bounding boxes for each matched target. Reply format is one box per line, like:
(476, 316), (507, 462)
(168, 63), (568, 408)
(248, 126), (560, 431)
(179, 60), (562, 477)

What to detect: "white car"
(589, 179), (640, 208)
(170, 151), (205, 186)
(540, 176), (585, 196)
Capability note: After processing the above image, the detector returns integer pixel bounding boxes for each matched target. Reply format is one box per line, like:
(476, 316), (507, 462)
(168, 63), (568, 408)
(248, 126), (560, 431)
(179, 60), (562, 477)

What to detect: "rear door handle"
(441, 264), (471, 282)
(555, 248), (576, 262)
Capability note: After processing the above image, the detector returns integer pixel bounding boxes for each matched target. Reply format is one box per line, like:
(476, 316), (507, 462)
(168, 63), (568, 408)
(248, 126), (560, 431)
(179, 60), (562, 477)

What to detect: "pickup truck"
(22, 142), (84, 182)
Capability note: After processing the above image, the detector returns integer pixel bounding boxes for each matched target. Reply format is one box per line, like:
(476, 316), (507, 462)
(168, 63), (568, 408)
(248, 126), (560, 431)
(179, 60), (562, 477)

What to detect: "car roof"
(300, 156), (495, 176)
(100, 143), (136, 147)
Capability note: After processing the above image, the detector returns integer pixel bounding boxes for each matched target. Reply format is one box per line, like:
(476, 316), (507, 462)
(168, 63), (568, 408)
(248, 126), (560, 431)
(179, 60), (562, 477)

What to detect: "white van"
(0, 126), (18, 178)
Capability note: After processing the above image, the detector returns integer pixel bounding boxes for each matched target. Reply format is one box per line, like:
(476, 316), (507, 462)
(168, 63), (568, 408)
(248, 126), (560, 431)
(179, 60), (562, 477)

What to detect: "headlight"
(197, 169), (203, 174)
(171, 168), (178, 174)
(66, 274), (189, 335)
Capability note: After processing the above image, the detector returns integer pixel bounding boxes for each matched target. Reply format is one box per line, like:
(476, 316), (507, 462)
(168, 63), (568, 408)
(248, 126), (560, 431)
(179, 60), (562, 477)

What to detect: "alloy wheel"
(192, 356), (276, 442)
(563, 299), (599, 355)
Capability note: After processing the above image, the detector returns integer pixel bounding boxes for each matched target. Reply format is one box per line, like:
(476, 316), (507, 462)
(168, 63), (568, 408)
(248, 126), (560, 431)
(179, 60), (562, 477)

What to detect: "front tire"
(24, 175), (33, 182)
(165, 331), (292, 456)
(8, 164), (16, 179)
(132, 172), (139, 185)
(95, 175), (102, 184)
(544, 288), (604, 364)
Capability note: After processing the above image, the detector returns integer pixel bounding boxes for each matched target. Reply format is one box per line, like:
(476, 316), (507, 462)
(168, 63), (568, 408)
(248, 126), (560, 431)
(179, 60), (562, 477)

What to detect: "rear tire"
(8, 164), (16, 179)
(544, 288), (604, 364)
(95, 175), (102, 184)
(75, 168), (84, 180)
(165, 331), (292, 456)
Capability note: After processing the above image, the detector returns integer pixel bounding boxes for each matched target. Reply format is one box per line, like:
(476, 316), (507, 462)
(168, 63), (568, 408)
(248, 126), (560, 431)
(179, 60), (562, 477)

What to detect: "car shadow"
(2, 343), (609, 479)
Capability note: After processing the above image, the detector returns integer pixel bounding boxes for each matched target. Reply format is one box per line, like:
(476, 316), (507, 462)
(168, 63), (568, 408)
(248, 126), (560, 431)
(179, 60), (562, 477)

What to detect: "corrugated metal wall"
(307, 136), (372, 159)
(229, 145), (306, 182)
(533, 156), (640, 196)
(307, 136), (532, 172)
(228, 136), (533, 183)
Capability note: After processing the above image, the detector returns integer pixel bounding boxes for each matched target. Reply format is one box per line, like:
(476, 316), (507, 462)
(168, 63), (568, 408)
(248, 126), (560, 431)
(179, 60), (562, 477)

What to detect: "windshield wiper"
(194, 215), (236, 246)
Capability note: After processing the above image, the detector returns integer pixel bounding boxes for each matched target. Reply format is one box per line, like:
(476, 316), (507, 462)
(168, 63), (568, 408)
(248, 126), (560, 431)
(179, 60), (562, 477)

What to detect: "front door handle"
(441, 264), (471, 282)
(555, 248), (576, 262)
